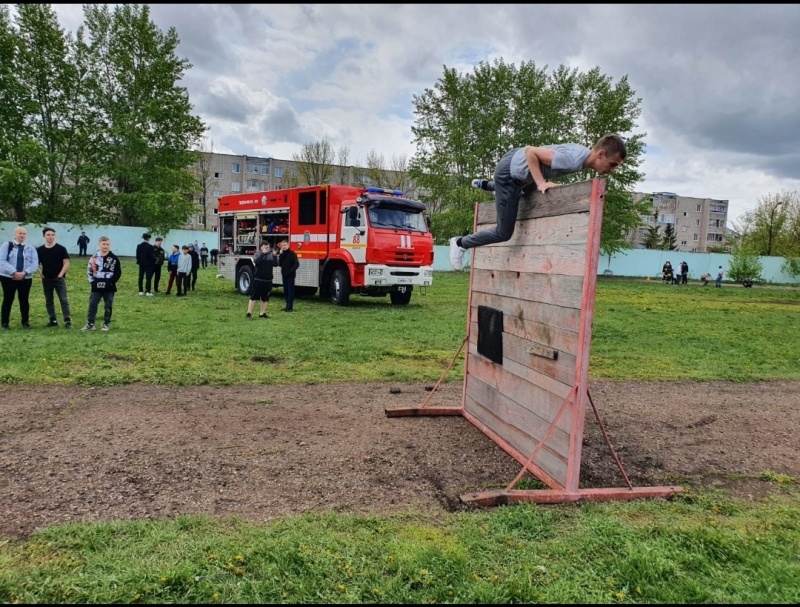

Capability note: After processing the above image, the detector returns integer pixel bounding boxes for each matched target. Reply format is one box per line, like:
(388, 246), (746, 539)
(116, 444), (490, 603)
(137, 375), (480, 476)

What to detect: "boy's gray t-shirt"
(509, 144), (590, 184)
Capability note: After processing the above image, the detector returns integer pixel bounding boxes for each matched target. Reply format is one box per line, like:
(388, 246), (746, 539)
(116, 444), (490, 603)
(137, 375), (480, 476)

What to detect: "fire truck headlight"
(369, 268), (384, 276)
(424, 270), (433, 278)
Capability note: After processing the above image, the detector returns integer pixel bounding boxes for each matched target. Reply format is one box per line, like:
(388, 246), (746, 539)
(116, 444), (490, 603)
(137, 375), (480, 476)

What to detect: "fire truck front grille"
(390, 252), (425, 264)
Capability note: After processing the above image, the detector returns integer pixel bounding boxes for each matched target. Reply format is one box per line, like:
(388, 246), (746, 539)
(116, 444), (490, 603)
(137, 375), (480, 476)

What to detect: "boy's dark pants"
(42, 276), (71, 321)
(87, 291), (114, 325)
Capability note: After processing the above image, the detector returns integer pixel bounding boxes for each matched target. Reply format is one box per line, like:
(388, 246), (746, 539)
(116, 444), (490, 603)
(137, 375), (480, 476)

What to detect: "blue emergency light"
(365, 186), (404, 197)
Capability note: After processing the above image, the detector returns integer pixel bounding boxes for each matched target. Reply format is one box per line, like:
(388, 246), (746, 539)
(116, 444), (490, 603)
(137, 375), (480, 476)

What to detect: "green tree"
(409, 59), (647, 251)
(79, 3), (205, 233)
(727, 242), (763, 282)
(643, 224), (661, 249)
(292, 139), (334, 185)
(661, 222), (677, 251)
(738, 191), (798, 257)
(10, 4), (92, 222)
(0, 6), (41, 221)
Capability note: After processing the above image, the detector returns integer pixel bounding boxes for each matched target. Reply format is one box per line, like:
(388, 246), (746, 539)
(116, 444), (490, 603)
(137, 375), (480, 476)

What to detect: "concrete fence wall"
(1, 221), (216, 258)
(3, 221), (795, 284)
(431, 244), (797, 284)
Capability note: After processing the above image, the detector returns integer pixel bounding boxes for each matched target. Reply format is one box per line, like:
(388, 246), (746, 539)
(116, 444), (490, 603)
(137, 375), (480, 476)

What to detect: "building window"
(212, 190), (222, 198)
(683, 211), (688, 216)
(231, 182), (241, 192)
(197, 215), (206, 226)
(681, 227), (688, 232)
(696, 219), (701, 226)
(247, 180), (265, 189)
(680, 240), (687, 246)
(710, 204), (727, 213)
(247, 161), (269, 175)
(706, 233), (723, 242)
(231, 163), (240, 174)
(708, 218), (723, 228)
(274, 167), (284, 178)
(291, 169), (297, 178)
(693, 234), (699, 241)
(214, 172), (222, 179)
(696, 204), (702, 212)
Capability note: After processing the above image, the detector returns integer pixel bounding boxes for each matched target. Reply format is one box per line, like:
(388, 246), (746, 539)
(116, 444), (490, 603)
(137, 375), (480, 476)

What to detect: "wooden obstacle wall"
(462, 179), (603, 492)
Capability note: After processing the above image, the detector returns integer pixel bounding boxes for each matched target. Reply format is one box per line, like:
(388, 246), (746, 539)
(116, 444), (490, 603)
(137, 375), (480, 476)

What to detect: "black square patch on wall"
(477, 305), (503, 365)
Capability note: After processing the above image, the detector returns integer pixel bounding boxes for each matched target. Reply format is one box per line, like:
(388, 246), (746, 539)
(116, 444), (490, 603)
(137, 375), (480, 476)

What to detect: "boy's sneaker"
(471, 178), (495, 191)
(81, 323), (95, 331)
(259, 313), (269, 319)
(449, 237), (467, 271)
(64, 321), (73, 329)
(245, 312), (252, 318)
(138, 292), (144, 296)
(101, 323), (110, 331)
(47, 319), (59, 327)
(145, 292), (153, 297)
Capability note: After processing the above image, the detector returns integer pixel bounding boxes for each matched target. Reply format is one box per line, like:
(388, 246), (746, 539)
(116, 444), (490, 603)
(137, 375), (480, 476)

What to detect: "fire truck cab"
(215, 185), (434, 306)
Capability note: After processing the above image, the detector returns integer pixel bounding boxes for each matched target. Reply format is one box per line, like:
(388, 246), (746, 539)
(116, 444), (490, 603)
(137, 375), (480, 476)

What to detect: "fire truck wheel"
(390, 286), (413, 305)
(331, 268), (351, 306)
(236, 265), (254, 296)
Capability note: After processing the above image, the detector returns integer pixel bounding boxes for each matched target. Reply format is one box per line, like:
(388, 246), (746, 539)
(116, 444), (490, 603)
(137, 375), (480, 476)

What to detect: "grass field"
(1, 262), (799, 385)
(1, 262), (799, 603)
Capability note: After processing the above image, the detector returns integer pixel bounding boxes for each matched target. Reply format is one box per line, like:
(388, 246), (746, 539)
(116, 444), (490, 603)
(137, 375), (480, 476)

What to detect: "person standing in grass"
(716, 265), (724, 287)
(83, 236), (121, 332)
(0, 226), (38, 330)
(200, 242), (209, 269)
(277, 239), (299, 312)
(165, 244), (181, 295)
(152, 237), (166, 293)
(246, 241), (277, 319)
(176, 245), (192, 297)
(135, 232), (155, 296)
(188, 244), (200, 291)
(36, 226), (73, 329)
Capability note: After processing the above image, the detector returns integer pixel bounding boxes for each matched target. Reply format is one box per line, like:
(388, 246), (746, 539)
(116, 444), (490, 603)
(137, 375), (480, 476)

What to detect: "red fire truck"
(215, 185), (434, 305)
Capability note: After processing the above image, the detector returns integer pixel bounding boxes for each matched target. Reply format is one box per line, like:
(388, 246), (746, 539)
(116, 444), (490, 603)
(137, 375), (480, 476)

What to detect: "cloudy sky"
(49, 3), (800, 224)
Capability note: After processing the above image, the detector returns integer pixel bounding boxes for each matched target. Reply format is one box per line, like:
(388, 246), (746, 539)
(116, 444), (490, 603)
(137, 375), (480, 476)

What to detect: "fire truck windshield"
(367, 206), (428, 232)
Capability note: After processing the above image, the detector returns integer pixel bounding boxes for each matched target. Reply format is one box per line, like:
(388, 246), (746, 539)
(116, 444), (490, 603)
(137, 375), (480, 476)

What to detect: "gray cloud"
(260, 101), (305, 144)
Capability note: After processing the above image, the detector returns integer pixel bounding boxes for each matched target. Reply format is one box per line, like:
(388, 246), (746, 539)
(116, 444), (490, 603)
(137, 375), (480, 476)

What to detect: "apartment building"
(628, 191), (729, 253)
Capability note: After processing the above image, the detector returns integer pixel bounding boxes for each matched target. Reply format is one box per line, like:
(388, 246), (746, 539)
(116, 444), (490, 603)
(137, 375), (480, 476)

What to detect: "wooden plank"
(463, 385), (569, 481)
(464, 393), (568, 485)
(473, 242), (587, 276)
(470, 292), (581, 347)
(474, 213), (591, 247)
(564, 178), (605, 492)
(384, 406), (462, 417)
(527, 344), (557, 360)
(466, 352), (574, 415)
(470, 270), (584, 309)
(464, 362), (574, 445)
(476, 180), (594, 225)
(460, 486), (683, 506)
(467, 330), (577, 387)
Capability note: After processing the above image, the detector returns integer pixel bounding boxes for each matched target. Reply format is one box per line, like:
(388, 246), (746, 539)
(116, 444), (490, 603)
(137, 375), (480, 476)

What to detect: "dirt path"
(1, 379), (798, 538)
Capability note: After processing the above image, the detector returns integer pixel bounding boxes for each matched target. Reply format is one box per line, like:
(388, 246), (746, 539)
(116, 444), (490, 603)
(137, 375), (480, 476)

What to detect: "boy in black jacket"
(82, 236), (122, 332)
(277, 239), (299, 311)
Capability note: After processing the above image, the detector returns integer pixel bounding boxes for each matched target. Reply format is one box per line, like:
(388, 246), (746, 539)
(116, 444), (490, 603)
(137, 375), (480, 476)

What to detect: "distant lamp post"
(767, 200), (784, 256)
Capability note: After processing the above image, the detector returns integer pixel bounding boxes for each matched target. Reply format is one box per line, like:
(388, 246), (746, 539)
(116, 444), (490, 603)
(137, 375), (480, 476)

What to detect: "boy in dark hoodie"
(82, 236), (122, 332)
